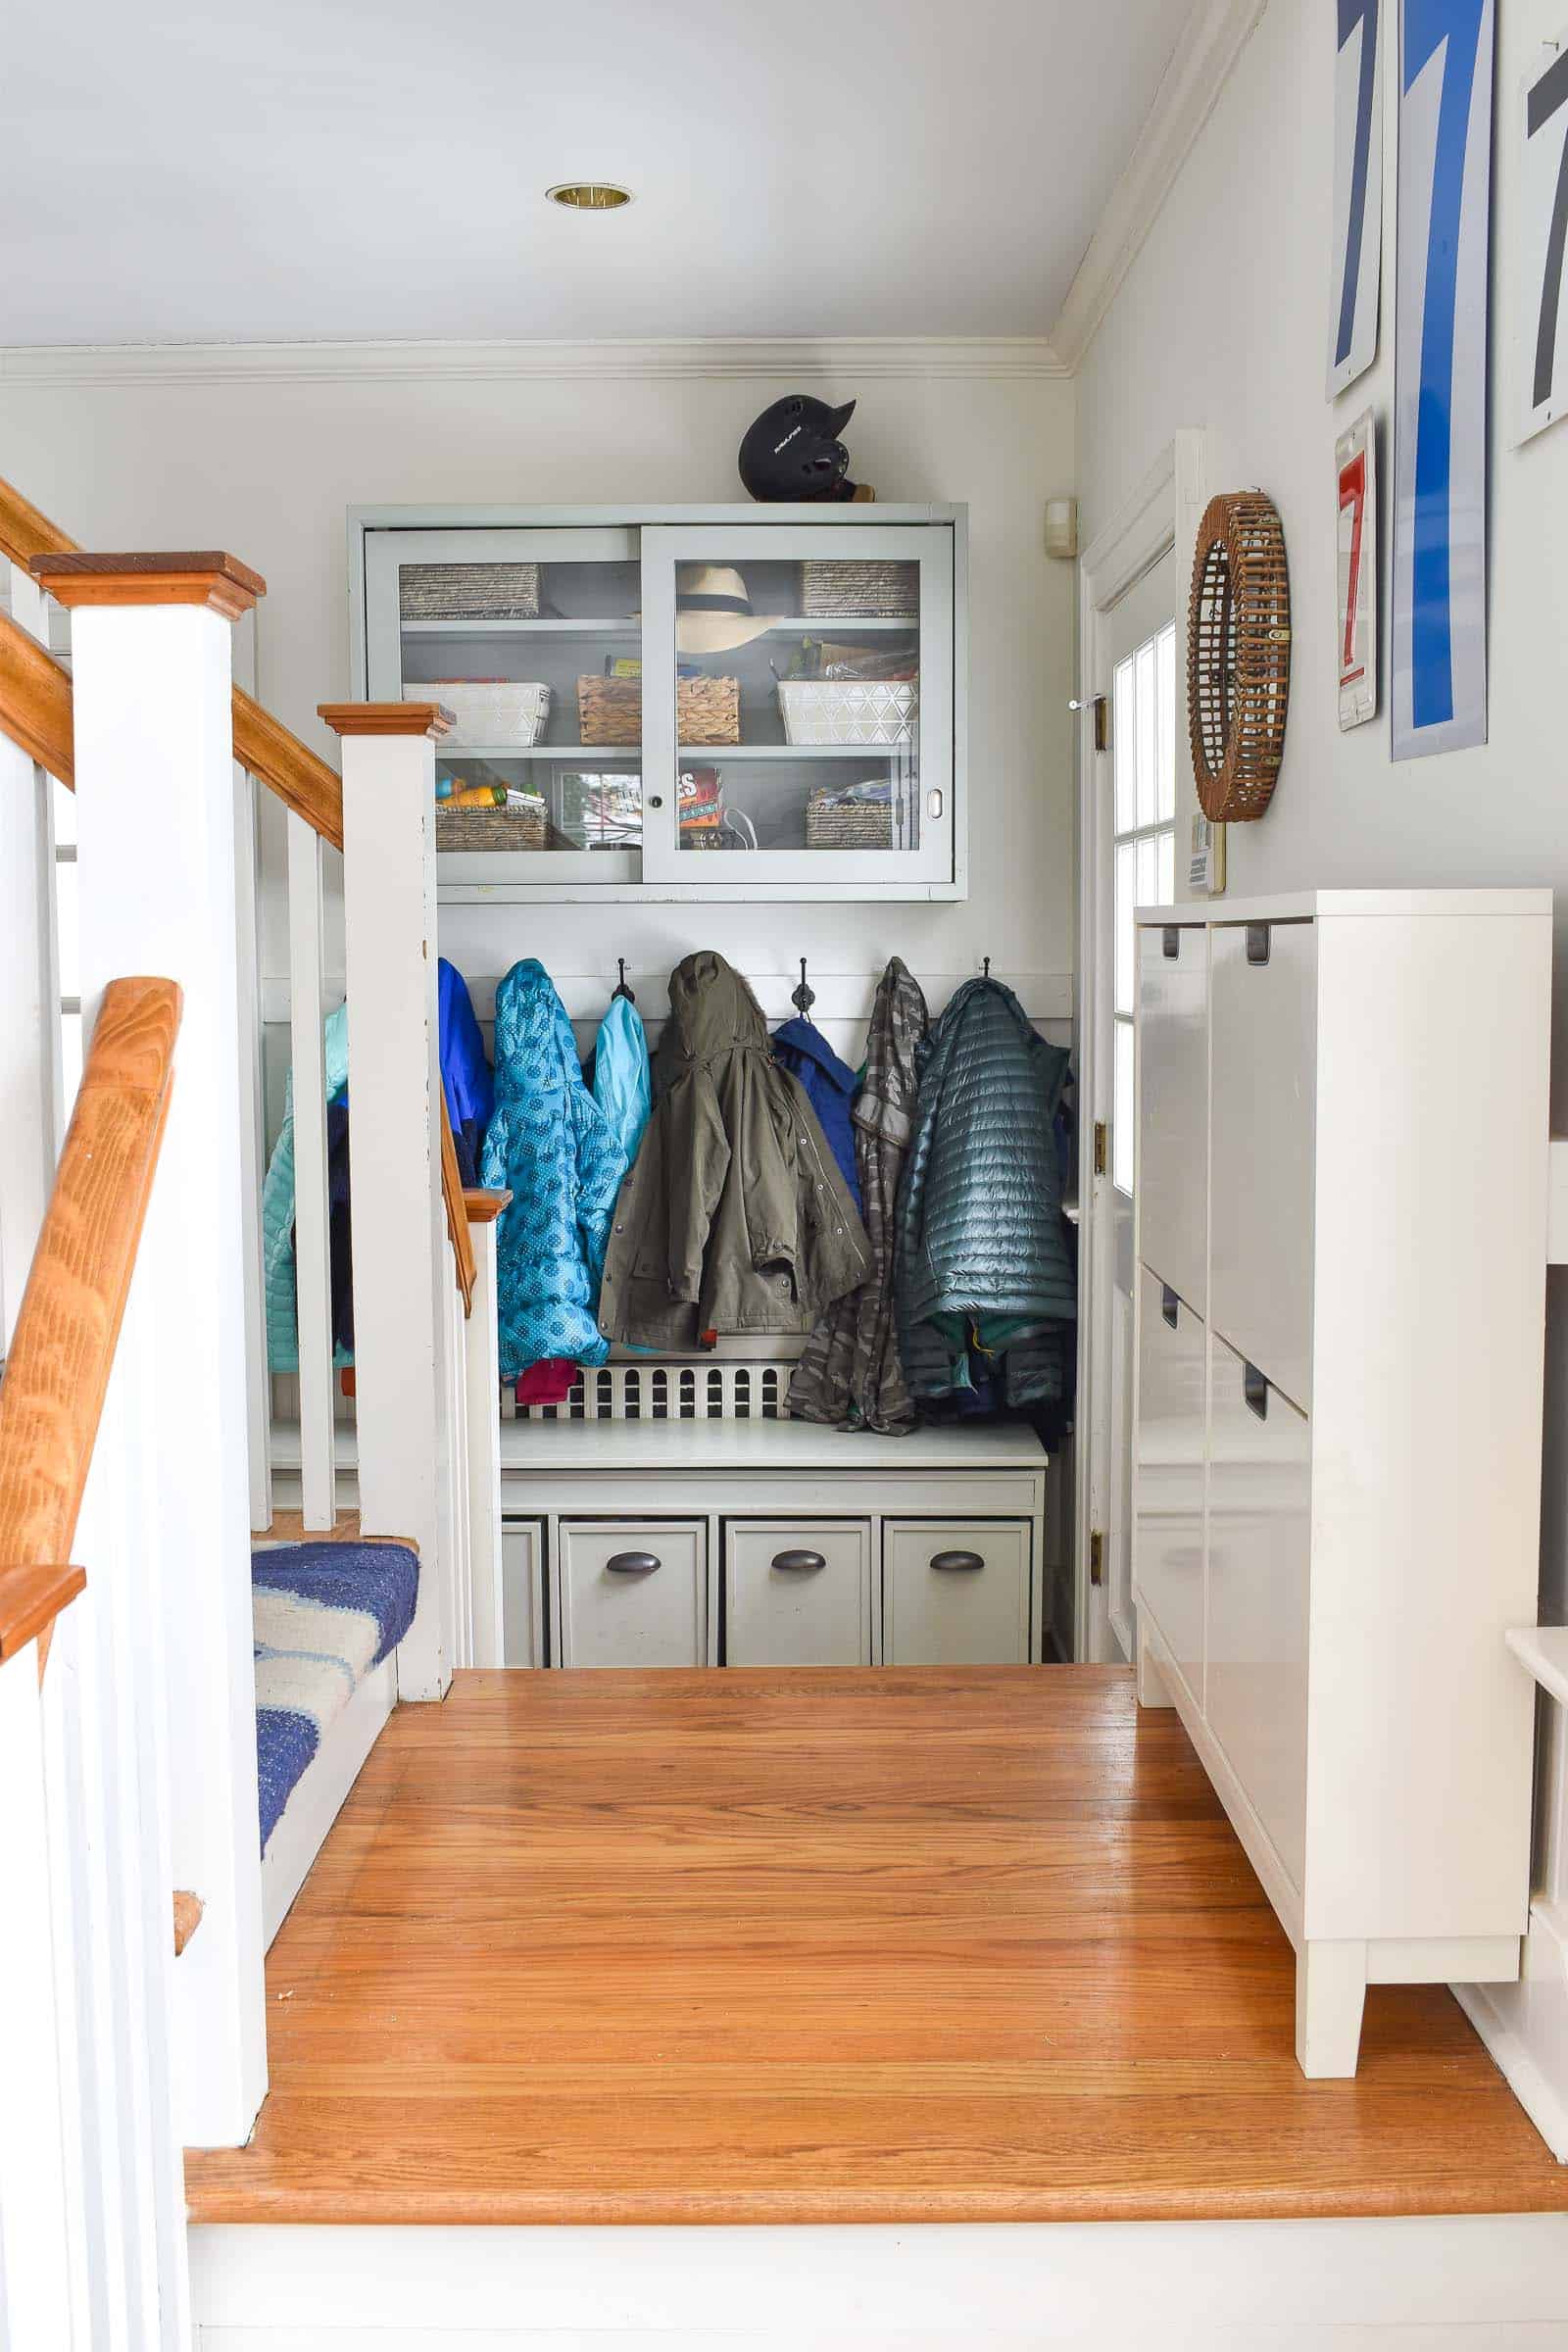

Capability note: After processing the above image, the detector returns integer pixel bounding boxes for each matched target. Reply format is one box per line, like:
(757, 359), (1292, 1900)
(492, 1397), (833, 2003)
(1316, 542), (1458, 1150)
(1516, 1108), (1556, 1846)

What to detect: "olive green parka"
(596, 952), (870, 1351)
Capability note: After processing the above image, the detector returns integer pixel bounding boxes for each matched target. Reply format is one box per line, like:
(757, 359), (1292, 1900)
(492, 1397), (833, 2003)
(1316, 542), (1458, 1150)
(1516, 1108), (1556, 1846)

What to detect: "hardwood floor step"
(185, 1666), (1568, 2229)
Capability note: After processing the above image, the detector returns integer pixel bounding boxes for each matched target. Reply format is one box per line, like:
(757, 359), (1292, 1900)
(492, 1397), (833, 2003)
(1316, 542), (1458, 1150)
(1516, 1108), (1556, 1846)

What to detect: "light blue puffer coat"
(480, 960), (628, 1380)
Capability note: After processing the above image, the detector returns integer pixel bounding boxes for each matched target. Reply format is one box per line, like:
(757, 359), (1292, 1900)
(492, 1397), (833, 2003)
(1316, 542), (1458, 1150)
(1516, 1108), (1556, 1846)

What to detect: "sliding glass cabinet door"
(637, 524), (955, 892)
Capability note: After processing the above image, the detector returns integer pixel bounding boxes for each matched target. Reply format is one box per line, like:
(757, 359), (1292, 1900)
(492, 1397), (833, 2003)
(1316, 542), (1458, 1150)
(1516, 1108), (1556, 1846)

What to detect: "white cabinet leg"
(1296, 1939), (1367, 2078)
(1135, 1611), (1175, 1707)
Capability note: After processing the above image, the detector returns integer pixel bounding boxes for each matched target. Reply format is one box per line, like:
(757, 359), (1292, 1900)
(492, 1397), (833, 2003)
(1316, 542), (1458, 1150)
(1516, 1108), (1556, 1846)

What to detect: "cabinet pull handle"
(1161, 1284), (1179, 1328)
(771, 1548), (826, 1572)
(1246, 922), (1271, 966)
(1162, 925), (1180, 959)
(1243, 1363), (1269, 1421)
(931, 1549), (985, 1571)
(606, 1550), (661, 1574)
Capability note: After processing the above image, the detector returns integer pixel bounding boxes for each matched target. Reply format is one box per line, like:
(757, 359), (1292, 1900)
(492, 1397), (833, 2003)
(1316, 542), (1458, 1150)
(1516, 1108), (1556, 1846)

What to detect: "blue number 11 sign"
(1393, 0), (1494, 760)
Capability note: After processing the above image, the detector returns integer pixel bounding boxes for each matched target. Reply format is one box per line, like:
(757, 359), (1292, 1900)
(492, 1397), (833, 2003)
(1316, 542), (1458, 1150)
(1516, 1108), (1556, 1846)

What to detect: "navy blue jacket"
(770, 1017), (862, 1215)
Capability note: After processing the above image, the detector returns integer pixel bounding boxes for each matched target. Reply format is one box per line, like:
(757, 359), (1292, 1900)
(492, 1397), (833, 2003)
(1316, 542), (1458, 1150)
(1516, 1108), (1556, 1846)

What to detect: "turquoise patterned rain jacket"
(481, 959), (627, 1380)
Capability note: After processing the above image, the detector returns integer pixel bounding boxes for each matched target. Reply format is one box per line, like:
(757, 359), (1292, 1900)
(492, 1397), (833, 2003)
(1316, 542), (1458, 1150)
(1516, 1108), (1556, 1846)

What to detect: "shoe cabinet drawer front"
(883, 1522), (1031, 1665)
(557, 1521), (708, 1669)
(1133, 1269), (1205, 1709)
(501, 1519), (547, 1667)
(1209, 918), (1316, 1413)
(724, 1521), (873, 1667)
(1205, 1333), (1310, 1897)
(1138, 921), (1209, 1314)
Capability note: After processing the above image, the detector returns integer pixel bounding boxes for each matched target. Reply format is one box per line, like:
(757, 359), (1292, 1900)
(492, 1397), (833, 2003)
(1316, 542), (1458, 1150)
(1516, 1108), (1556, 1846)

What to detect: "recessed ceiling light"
(546, 181), (633, 212)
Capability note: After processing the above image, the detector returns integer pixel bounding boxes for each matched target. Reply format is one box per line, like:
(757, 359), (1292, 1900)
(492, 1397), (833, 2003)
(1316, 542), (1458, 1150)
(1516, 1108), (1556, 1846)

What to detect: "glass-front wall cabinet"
(358, 509), (962, 899)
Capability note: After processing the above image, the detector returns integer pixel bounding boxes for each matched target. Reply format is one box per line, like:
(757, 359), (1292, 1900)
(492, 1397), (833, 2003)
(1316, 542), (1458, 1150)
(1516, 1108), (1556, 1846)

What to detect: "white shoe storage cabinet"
(1131, 889), (1552, 2079)
(499, 1418), (1049, 1670)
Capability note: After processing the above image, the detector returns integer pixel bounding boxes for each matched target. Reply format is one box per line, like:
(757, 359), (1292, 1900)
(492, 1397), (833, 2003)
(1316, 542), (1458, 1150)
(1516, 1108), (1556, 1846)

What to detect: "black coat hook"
(982, 956), (992, 980)
(612, 957), (635, 1004)
(792, 956), (816, 1018)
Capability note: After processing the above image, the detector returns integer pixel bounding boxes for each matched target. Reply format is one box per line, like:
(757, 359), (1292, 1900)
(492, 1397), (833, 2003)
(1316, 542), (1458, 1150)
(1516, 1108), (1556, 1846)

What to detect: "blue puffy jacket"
(439, 958), (494, 1185)
(481, 960), (628, 1379)
(770, 1016), (862, 1215)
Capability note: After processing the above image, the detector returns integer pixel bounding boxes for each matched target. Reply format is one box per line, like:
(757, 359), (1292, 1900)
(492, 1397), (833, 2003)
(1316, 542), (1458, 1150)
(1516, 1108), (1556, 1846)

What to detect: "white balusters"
(464, 1200), (507, 1667)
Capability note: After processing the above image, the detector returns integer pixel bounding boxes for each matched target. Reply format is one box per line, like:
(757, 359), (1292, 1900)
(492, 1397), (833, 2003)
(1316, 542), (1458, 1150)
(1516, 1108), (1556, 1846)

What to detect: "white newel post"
(465, 1194), (508, 1666)
(38, 552), (270, 2148)
(323, 702), (454, 1698)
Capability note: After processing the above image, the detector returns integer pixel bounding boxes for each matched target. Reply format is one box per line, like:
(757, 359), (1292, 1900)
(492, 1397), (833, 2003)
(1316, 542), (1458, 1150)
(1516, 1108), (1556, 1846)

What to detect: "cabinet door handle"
(1246, 922), (1271, 966)
(606, 1550), (661, 1574)
(1243, 1363), (1269, 1421)
(1161, 1284), (1179, 1328)
(771, 1548), (826, 1572)
(930, 1549), (985, 1571)
(1162, 925), (1180, 959)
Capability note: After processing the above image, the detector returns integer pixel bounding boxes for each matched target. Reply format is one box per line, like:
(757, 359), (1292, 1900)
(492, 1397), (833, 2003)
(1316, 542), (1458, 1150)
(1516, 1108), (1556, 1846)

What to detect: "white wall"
(1077, 0), (1568, 2146)
(0, 361), (1077, 1000)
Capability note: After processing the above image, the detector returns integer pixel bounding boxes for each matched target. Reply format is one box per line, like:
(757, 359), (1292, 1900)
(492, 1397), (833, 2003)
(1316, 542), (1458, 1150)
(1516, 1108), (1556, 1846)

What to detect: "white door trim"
(1073, 432), (1204, 1661)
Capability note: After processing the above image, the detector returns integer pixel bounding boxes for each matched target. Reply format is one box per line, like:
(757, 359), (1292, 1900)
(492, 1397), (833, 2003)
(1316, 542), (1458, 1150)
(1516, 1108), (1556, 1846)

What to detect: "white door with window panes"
(1085, 555), (1177, 1661)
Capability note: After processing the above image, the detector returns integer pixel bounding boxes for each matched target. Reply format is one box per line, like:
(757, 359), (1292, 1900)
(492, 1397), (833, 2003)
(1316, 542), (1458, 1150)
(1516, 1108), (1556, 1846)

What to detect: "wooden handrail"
(0, 977), (181, 1669)
(1, 472), (474, 1314)
(441, 1102), (478, 1314)
(0, 610), (74, 785)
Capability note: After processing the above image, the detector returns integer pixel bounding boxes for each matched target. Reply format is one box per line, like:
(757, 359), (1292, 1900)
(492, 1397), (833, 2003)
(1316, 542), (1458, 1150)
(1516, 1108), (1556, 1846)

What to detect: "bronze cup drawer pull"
(606, 1550), (662, 1574)
(930, 1549), (985, 1571)
(771, 1548), (827, 1572)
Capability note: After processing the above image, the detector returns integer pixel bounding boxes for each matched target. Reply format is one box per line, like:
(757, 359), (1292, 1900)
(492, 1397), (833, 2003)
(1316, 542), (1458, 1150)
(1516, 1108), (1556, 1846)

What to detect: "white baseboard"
(1456, 1897), (1568, 2164)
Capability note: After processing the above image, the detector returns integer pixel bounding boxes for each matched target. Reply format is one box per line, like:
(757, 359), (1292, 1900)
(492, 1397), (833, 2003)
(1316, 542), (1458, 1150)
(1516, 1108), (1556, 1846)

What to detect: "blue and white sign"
(1516, 33), (1568, 444)
(1330, 0), (1384, 396)
(1393, 0), (1494, 761)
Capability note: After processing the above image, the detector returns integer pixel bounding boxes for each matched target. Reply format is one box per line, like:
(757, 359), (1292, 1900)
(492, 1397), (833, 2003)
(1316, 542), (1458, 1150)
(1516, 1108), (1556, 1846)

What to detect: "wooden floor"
(185, 1666), (1568, 2228)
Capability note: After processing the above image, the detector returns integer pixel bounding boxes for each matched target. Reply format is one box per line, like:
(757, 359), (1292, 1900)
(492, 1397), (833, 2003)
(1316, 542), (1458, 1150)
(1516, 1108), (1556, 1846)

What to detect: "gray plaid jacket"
(788, 958), (929, 1434)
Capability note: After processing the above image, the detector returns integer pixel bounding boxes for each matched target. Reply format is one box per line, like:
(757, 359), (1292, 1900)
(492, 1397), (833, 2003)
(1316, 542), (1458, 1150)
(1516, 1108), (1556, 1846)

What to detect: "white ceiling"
(0, 0), (1192, 348)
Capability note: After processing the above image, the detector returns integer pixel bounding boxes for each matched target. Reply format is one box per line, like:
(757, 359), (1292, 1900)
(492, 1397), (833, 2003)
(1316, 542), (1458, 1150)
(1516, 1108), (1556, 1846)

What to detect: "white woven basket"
(409, 680), (551, 749)
(777, 680), (918, 748)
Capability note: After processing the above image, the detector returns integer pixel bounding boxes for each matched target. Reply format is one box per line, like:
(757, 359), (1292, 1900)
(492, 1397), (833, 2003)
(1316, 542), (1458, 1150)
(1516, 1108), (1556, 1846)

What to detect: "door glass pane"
(1135, 639), (1158, 827)
(396, 555), (643, 856)
(1156, 624), (1177, 820)
(1136, 831), (1159, 913)
(674, 558), (922, 856)
(1114, 841), (1135, 1016)
(1113, 1017), (1134, 1195)
(1113, 657), (1136, 832)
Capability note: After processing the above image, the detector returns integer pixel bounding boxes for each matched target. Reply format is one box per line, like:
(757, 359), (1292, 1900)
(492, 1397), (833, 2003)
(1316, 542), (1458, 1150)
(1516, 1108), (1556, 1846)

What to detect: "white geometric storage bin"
(407, 680), (550, 748)
(777, 680), (918, 747)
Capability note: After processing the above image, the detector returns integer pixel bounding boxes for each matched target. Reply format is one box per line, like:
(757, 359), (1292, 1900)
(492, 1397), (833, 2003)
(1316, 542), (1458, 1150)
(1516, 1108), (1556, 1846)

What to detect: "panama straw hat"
(675, 564), (784, 654)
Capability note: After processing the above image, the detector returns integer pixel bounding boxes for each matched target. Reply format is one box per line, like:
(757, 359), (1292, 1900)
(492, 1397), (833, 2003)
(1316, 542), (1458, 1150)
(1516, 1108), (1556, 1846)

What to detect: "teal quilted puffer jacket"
(896, 976), (1075, 1405)
(481, 959), (627, 1380)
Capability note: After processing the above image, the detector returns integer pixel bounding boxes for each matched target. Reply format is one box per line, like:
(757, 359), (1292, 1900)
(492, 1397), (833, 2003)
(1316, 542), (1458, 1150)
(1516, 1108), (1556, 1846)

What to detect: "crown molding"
(0, 335), (1068, 388)
(1050, 0), (1267, 373)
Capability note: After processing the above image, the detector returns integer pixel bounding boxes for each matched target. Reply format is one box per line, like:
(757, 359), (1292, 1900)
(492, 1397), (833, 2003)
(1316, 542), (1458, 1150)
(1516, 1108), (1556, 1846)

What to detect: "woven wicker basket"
(778, 679), (917, 747)
(1187, 491), (1291, 822)
(435, 799), (551, 852)
(806, 793), (894, 850)
(409, 681), (550, 748)
(400, 563), (541, 621)
(800, 561), (918, 620)
(577, 675), (740, 747)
